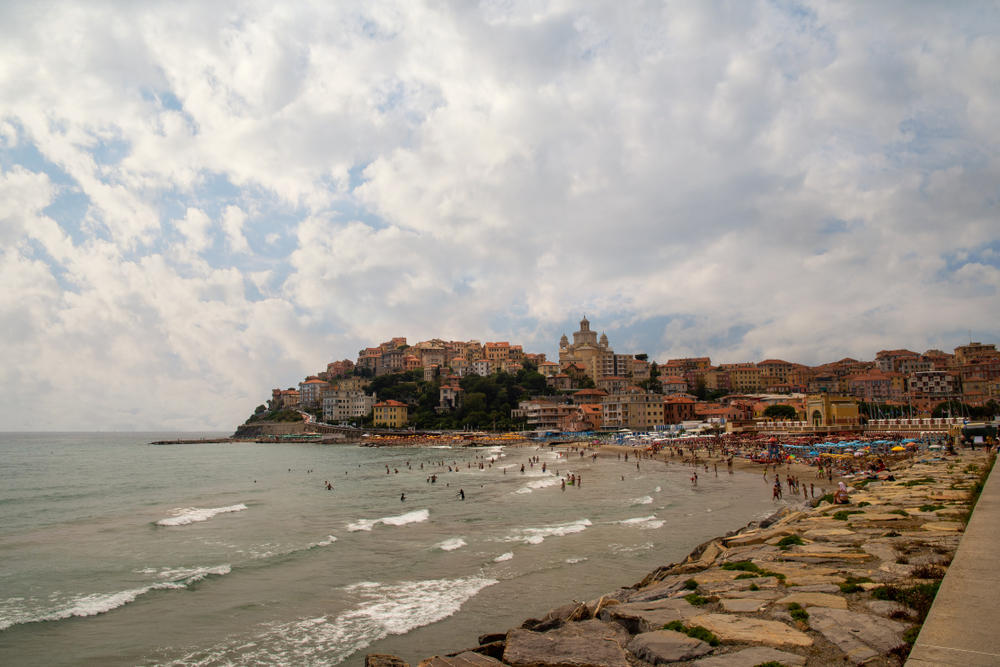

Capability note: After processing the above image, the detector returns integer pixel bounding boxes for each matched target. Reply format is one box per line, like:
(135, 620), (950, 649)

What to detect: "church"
(558, 316), (642, 382)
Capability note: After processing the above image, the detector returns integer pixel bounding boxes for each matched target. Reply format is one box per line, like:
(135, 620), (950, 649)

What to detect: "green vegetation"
(363, 367), (555, 430)
(787, 602), (809, 623)
(933, 399), (999, 419)
(839, 575), (873, 593)
(832, 510), (864, 520)
(662, 621), (720, 646)
(902, 477), (936, 487)
(870, 582), (941, 623)
(244, 408), (304, 424)
(684, 592), (710, 606)
(857, 501), (871, 507)
(817, 493), (835, 505)
(889, 509), (909, 517)
(748, 583), (760, 591)
(919, 504), (945, 512)
(683, 579), (699, 590)
(735, 572), (759, 579)
(720, 560), (786, 580)
(902, 625), (921, 644)
(763, 404), (798, 420)
(777, 534), (804, 550)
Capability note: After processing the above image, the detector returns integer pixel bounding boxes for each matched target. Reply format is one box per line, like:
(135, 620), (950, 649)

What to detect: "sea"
(0, 432), (786, 666)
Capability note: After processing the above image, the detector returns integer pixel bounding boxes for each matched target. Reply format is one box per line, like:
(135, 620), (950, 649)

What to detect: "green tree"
(763, 404), (798, 420)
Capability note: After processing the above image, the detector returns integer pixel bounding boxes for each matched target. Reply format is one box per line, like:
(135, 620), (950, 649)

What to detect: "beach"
(379, 444), (994, 666)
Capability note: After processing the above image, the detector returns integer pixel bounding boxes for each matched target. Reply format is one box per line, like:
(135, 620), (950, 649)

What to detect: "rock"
(853, 512), (907, 521)
(723, 589), (783, 600)
(599, 598), (701, 633)
(418, 653), (504, 667)
(626, 629), (713, 663)
(690, 646), (807, 666)
(922, 521), (964, 531)
(807, 607), (907, 663)
(699, 576), (779, 595)
(626, 579), (686, 603)
(787, 583), (840, 593)
(478, 633), (506, 645)
(691, 569), (743, 584)
(775, 592), (848, 609)
(803, 527), (855, 538)
(686, 614), (813, 647)
(504, 620), (630, 667)
(866, 600), (914, 620)
(366, 655), (410, 667)
(720, 598), (767, 612)
(523, 601), (590, 631)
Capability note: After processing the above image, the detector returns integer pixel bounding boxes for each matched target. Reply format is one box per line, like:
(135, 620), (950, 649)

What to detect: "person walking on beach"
(458, 489), (465, 500)
(773, 477), (782, 501)
(400, 492), (406, 502)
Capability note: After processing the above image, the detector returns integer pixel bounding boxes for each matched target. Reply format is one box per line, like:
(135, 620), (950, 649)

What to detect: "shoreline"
(369, 446), (994, 667)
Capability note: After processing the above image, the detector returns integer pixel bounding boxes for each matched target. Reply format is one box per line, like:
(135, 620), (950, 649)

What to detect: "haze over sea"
(0, 433), (781, 665)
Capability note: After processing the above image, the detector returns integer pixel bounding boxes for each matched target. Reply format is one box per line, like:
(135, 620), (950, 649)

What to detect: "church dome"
(579, 316), (590, 331)
(559, 334), (569, 347)
(599, 332), (609, 346)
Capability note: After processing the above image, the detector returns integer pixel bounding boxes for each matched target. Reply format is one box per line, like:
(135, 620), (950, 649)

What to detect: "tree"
(763, 404), (798, 420)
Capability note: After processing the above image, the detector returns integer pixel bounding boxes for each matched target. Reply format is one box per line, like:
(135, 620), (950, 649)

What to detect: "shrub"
(662, 621), (720, 646)
(833, 510), (864, 520)
(683, 579), (699, 590)
(857, 501), (871, 507)
(721, 561), (761, 573)
(684, 593), (710, 606)
(748, 583), (760, 591)
(735, 572), (759, 579)
(839, 575), (873, 593)
(870, 582), (941, 622)
(889, 509), (909, 517)
(902, 625), (921, 644)
(818, 493), (835, 505)
(919, 504), (945, 512)
(910, 564), (945, 580)
(777, 535), (804, 550)
(902, 477), (936, 487)
(787, 602), (809, 623)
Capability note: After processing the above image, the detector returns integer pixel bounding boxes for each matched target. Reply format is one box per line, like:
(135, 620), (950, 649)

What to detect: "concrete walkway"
(908, 454), (999, 666)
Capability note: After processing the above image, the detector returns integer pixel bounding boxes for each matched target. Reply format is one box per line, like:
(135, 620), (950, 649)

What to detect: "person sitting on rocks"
(834, 481), (850, 504)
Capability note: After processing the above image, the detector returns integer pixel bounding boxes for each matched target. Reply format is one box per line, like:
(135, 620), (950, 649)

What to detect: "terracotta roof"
(374, 400), (408, 407)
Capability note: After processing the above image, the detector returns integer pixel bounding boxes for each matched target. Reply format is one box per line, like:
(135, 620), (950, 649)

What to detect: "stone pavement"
(907, 451), (1000, 666)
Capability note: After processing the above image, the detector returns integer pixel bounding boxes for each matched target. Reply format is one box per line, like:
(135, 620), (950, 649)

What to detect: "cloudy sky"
(2, 1), (998, 431)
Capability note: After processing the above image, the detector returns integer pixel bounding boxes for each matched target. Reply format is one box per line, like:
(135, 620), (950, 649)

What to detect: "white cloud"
(0, 1), (998, 430)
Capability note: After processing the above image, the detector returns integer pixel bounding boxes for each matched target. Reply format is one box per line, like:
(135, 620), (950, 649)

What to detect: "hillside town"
(253, 317), (1000, 434)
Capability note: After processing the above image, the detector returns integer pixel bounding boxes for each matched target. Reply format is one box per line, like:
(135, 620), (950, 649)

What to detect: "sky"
(1, 1), (999, 431)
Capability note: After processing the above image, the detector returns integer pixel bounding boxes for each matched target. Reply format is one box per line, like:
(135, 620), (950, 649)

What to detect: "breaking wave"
(162, 576), (498, 666)
(436, 538), (467, 552)
(347, 509), (430, 532)
(155, 504), (247, 527)
(615, 515), (665, 529)
(504, 519), (592, 545)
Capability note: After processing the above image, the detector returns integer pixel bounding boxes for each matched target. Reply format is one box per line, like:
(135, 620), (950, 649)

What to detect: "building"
(557, 316), (647, 382)
(439, 383), (464, 410)
(847, 370), (904, 402)
(373, 400), (408, 428)
(298, 378), (330, 407)
(722, 363), (761, 393)
(270, 387), (300, 409)
(907, 370), (956, 399)
(323, 389), (375, 422)
(601, 391), (665, 430)
(512, 398), (576, 430)
(804, 394), (860, 427)
(661, 375), (689, 394)
(663, 395), (697, 424)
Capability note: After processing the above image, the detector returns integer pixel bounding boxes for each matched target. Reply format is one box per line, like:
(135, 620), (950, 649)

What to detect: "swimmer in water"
(400, 492), (406, 502)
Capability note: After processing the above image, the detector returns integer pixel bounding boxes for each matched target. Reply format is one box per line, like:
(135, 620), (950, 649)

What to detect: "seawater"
(0, 433), (785, 665)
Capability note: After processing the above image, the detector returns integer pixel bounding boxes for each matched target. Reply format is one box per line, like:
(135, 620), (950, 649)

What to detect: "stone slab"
(687, 613), (813, 648)
(626, 629), (712, 663)
(923, 521), (964, 531)
(418, 653), (504, 667)
(775, 592), (848, 609)
(720, 598), (767, 612)
(807, 607), (906, 663)
(504, 621), (630, 667)
(599, 598), (700, 634)
(690, 646), (807, 666)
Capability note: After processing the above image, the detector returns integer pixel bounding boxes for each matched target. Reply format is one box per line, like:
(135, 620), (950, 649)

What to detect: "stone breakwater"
(367, 449), (992, 667)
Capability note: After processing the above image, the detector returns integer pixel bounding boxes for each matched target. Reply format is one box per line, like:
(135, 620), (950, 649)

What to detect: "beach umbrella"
(890, 445), (905, 452)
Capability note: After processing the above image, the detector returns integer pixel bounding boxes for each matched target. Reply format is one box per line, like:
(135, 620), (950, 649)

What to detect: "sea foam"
(347, 509), (430, 532)
(155, 503), (248, 526)
(494, 552), (514, 562)
(630, 495), (653, 505)
(505, 518), (592, 545)
(0, 565), (231, 631)
(616, 515), (665, 529)
(436, 537), (467, 551)
(515, 476), (561, 494)
(164, 576), (498, 666)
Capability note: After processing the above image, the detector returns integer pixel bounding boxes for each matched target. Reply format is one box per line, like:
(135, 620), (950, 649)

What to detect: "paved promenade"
(908, 453), (999, 666)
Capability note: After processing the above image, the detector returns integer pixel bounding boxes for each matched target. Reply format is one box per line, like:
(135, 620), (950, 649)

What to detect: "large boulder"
(503, 620), (630, 667)
(626, 629), (713, 663)
(807, 607), (907, 663)
(366, 655), (410, 667)
(689, 646), (807, 666)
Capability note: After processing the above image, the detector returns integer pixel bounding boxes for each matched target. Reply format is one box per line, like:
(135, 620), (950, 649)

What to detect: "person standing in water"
(400, 492), (406, 502)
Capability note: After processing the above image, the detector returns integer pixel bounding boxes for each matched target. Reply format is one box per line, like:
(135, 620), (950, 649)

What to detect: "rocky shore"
(367, 449), (993, 667)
